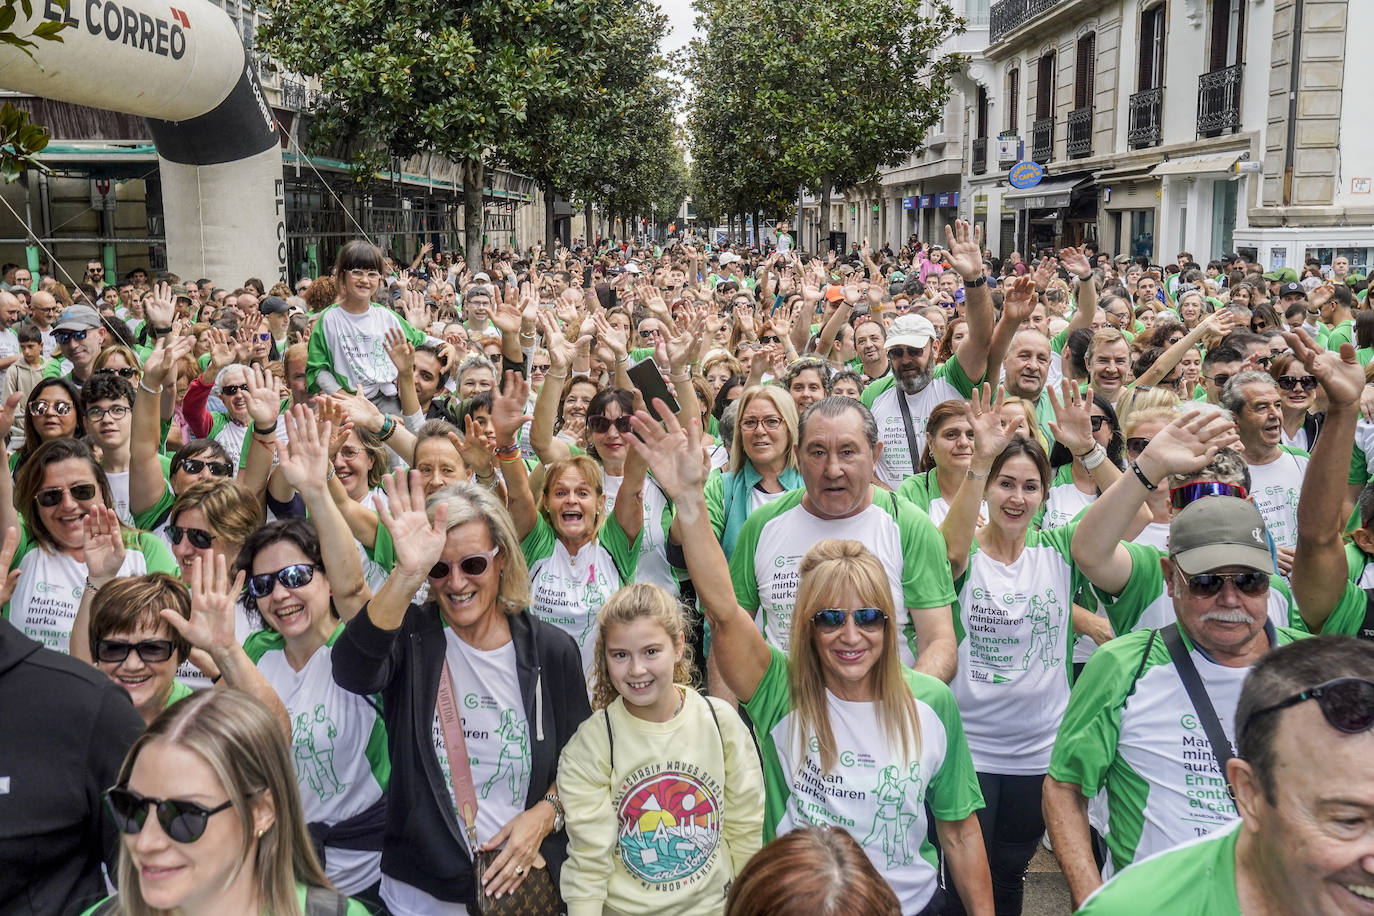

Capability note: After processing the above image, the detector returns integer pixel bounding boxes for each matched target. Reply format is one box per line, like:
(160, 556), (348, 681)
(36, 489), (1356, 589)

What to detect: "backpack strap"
(604, 707), (615, 771)
(1161, 624), (1235, 797)
(91, 898), (120, 916)
(304, 885), (349, 916)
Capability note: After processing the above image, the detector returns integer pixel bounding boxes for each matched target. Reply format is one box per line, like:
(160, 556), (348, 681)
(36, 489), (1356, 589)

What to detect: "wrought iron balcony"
(1197, 63), (1243, 138)
(1067, 106), (1092, 158)
(989, 0), (1063, 44)
(1031, 116), (1054, 163)
(1128, 87), (1163, 149)
(281, 78), (308, 111)
(972, 137), (988, 175)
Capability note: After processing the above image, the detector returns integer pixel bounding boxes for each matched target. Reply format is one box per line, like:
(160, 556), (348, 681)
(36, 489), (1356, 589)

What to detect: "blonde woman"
(626, 405), (994, 916)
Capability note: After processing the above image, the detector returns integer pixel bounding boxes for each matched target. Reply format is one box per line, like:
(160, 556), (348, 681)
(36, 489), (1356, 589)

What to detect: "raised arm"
(489, 371), (538, 541)
(985, 277), (1038, 384)
(366, 470), (449, 630)
(71, 506), (126, 664)
(236, 363), (282, 503)
(942, 385), (1022, 581)
(529, 308), (575, 464)
(792, 268), (823, 355)
(384, 327), (423, 420)
(0, 394), (20, 537)
(1135, 311), (1236, 387)
(492, 288), (528, 367)
(664, 308), (707, 431)
(1291, 331), (1366, 629)
(946, 221), (993, 385)
(131, 334), (194, 516)
(626, 403), (772, 701)
(1046, 381), (1127, 495)
(1059, 248), (1098, 335)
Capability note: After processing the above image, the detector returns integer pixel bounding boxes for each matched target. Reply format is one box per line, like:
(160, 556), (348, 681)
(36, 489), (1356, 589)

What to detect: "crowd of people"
(2, 225), (1374, 916)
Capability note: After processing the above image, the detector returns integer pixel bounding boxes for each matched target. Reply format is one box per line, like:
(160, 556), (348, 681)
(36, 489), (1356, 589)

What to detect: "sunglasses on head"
(1277, 374), (1318, 392)
(428, 546), (500, 581)
(811, 607), (888, 633)
(1179, 570), (1270, 598)
(246, 563), (317, 598)
(94, 638), (176, 665)
(104, 786), (234, 844)
(220, 383), (249, 397)
(37, 483), (97, 507)
(1170, 481), (1248, 511)
(167, 524), (216, 550)
(586, 415), (633, 435)
(1244, 677), (1374, 737)
(30, 399), (72, 416)
(53, 329), (91, 345)
(179, 457), (233, 478)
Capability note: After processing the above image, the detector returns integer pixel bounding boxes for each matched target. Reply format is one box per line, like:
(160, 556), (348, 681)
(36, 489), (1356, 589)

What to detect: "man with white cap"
(861, 220), (994, 488)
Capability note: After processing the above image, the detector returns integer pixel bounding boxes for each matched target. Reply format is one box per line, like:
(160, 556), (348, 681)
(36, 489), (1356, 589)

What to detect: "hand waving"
(82, 505), (126, 585)
(377, 470), (450, 577)
(278, 404), (332, 496)
(626, 399), (709, 502)
(1047, 380), (1096, 456)
(161, 553), (244, 658)
(942, 220), (984, 281)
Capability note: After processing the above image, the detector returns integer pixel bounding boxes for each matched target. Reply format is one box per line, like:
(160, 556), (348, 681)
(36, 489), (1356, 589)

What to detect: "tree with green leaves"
(0, 0), (72, 182)
(258, 0), (605, 266)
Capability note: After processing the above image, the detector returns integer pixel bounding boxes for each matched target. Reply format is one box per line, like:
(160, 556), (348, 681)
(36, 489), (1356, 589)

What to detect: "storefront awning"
(1003, 175), (1091, 209)
(1149, 151), (1243, 177)
(1093, 164), (1158, 184)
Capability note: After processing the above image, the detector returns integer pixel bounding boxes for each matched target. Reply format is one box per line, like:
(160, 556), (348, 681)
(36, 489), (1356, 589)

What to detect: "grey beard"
(898, 370), (933, 394)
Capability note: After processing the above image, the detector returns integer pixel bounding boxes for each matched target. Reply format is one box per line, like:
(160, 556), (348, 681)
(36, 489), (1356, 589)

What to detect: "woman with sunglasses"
(238, 409), (390, 903)
(0, 437), (176, 655)
(182, 329), (270, 468)
(90, 689), (369, 915)
(10, 376), (83, 472)
(1268, 352), (1325, 451)
(165, 479), (266, 637)
(92, 344), (143, 383)
(627, 406), (994, 916)
(333, 469), (591, 914)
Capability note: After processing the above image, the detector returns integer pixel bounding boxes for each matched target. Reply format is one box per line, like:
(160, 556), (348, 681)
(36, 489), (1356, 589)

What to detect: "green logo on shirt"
(480, 709), (529, 800)
(862, 763), (924, 868)
(293, 704), (347, 802)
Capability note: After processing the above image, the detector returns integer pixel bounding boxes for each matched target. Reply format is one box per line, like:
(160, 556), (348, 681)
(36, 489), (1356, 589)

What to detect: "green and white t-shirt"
(521, 513), (640, 677)
(895, 469), (986, 528)
(4, 525), (177, 653)
(604, 472), (676, 592)
(1048, 624), (1305, 877)
(244, 624), (390, 895)
(1076, 818), (1243, 915)
(305, 304), (428, 398)
(729, 489), (957, 667)
(743, 648), (983, 914)
(861, 361), (979, 490)
(1039, 464), (1095, 531)
(1247, 446), (1309, 550)
(952, 525), (1082, 775)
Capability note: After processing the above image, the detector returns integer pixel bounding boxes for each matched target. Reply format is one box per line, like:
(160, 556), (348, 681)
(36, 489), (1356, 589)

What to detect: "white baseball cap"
(885, 314), (938, 350)
(718, 252), (741, 267)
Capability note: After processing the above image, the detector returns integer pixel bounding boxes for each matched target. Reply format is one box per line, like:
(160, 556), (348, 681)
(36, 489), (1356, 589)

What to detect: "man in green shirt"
(1078, 636), (1374, 915)
(1321, 283), (1357, 353)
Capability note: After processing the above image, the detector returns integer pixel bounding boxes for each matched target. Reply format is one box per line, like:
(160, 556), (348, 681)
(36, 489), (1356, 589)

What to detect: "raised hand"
(492, 288), (525, 335)
(377, 470), (450, 577)
(144, 281), (176, 330)
(1284, 329), (1364, 410)
(592, 312), (628, 360)
(82, 505), (126, 584)
(626, 399), (709, 501)
(0, 527), (22, 607)
(1030, 258), (1056, 293)
(1058, 246), (1092, 279)
(489, 370), (532, 447)
(325, 390), (382, 437)
(384, 327), (416, 376)
(537, 308), (575, 371)
(942, 220), (985, 281)
(278, 404), (332, 496)
(455, 421), (495, 477)
(1047, 380), (1097, 456)
(1000, 276), (1038, 326)
(1136, 409), (1240, 480)
(966, 384), (1021, 470)
(243, 363), (282, 430)
(205, 328), (235, 371)
(161, 553), (244, 658)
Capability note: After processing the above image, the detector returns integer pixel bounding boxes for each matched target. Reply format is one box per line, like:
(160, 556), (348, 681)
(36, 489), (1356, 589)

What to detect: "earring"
(255, 827), (266, 839)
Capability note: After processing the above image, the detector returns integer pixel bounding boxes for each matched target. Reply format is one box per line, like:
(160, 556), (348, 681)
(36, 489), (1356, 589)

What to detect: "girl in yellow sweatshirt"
(557, 583), (766, 916)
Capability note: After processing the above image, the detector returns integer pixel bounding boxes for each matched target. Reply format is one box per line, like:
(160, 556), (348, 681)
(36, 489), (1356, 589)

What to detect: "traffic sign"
(1008, 160), (1044, 189)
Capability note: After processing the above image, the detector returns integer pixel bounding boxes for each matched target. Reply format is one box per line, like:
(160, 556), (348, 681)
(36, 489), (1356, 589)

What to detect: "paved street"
(1025, 846), (1073, 914)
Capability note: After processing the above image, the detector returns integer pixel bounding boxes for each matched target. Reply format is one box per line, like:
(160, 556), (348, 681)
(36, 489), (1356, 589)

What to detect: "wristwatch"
(542, 792), (566, 832)
(964, 274), (987, 288)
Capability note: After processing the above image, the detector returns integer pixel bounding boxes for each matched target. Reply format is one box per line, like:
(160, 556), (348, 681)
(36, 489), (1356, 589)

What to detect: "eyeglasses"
(639, 328), (663, 339)
(1206, 373), (1233, 389)
(1180, 570), (1270, 598)
(167, 524), (216, 550)
(1089, 415), (1109, 431)
(1244, 678), (1374, 737)
(179, 458), (233, 478)
(94, 638), (175, 665)
(1277, 375), (1318, 392)
(97, 367), (139, 379)
(347, 268), (382, 281)
(220, 384), (249, 397)
(256, 332), (272, 342)
(1254, 355), (1274, 368)
(53, 329), (91, 345)
(1170, 481), (1249, 510)
(36, 483), (98, 507)
(888, 346), (926, 360)
(428, 546), (500, 581)
(587, 415), (633, 435)
(30, 399), (73, 417)
(740, 416), (784, 432)
(811, 607), (889, 632)
(1126, 437), (1150, 456)
(531, 364), (551, 372)
(759, 335), (781, 345)
(246, 563), (318, 598)
(104, 786), (234, 844)
(85, 404), (130, 422)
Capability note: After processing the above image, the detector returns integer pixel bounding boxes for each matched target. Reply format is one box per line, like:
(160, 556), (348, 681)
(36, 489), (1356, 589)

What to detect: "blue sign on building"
(1008, 160), (1045, 189)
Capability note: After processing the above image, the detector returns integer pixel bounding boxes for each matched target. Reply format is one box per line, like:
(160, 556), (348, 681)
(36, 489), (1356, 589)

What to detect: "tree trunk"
(757, 208), (766, 249)
(819, 178), (833, 254)
(543, 183), (556, 253)
(462, 157), (485, 270)
(583, 200), (594, 247)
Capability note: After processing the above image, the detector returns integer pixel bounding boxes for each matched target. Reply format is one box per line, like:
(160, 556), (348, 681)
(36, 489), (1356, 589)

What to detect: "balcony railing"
(972, 137), (988, 175)
(1197, 63), (1243, 137)
(989, 0), (1062, 44)
(1067, 105), (1093, 158)
(281, 78), (308, 111)
(1031, 117), (1054, 163)
(1128, 87), (1164, 149)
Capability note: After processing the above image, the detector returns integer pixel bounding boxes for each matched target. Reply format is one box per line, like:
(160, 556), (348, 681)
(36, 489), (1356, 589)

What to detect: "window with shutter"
(1075, 34), (1095, 109)
(1037, 53), (1056, 119)
(1007, 68), (1020, 131)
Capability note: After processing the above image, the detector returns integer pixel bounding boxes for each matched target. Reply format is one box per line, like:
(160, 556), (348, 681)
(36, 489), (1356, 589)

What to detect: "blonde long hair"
(728, 385), (799, 475)
(112, 690), (329, 916)
(589, 583), (696, 710)
(788, 540), (920, 773)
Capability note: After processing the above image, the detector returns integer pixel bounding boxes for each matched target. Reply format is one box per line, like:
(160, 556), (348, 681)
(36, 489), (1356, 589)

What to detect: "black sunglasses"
(179, 458), (233, 478)
(586, 415), (633, 435)
(1089, 415), (1109, 431)
(1170, 481), (1248, 511)
(1244, 678), (1374, 737)
(1207, 373), (1233, 389)
(1181, 570), (1270, 598)
(105, 786), (234, 844)
(428, 547), (500, 581)
(1276, 375), (1318, 392)
(888, 345), (926, 360)
(246, 563), (317, 598)
(220, 384), (249, 397)
(37, 483), (97, 507)
(811, 607), (888, 633)
(97, 367), (139, 379)
(167, 524), (216, 550)
(759, 335), (782, 345)
(1126, 437), (1150, 455)
(95, 638), (176, 665)
(53, 329), (91, 345)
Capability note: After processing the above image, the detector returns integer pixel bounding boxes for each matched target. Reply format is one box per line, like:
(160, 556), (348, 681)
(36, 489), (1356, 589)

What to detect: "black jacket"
(0, 617), (144, 916)
(332, 602), (591, 905)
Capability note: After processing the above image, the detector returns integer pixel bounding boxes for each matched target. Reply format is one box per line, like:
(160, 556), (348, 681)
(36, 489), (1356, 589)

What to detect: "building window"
(1139, 5), (1166, 91)
(1036, 52), (1056, 119)
(1074, 33), (1095, 109)
(976, 86), (989, 139)
(1006, 67), (1020, 132)
(1208, 0), (1245, 69)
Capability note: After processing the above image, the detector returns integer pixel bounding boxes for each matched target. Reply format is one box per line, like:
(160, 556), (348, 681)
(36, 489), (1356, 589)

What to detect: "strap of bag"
(437, 657), (482, 856)
(1160, 624), (1235, 793)
(894, 387), (922, 476)
(604, 707), (615, 770)
(304, 885), (350, 916)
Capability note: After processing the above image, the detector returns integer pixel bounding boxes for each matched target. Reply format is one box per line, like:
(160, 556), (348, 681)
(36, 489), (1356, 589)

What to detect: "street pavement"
(1024, 845), (1074, 914)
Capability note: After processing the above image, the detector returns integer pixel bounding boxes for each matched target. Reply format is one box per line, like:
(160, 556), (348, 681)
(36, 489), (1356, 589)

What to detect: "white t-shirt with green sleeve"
(244, 624), (389, 895)
(743, 648), (983, 914)
(1246, 445), (1309, 550)
(729, 489), (957, 667)
(306, 304), (428, 398)
(4, 525), (177, 654)
(521, 512), (640, 677)
(861, 360), (979, 489)
(951, 525), (1082, 775)
(1076, 820), (1243, 915)
(603, 472), (676, 592)
(1040, 464), (1094, 530)
(1048, 624), (1305, 877)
